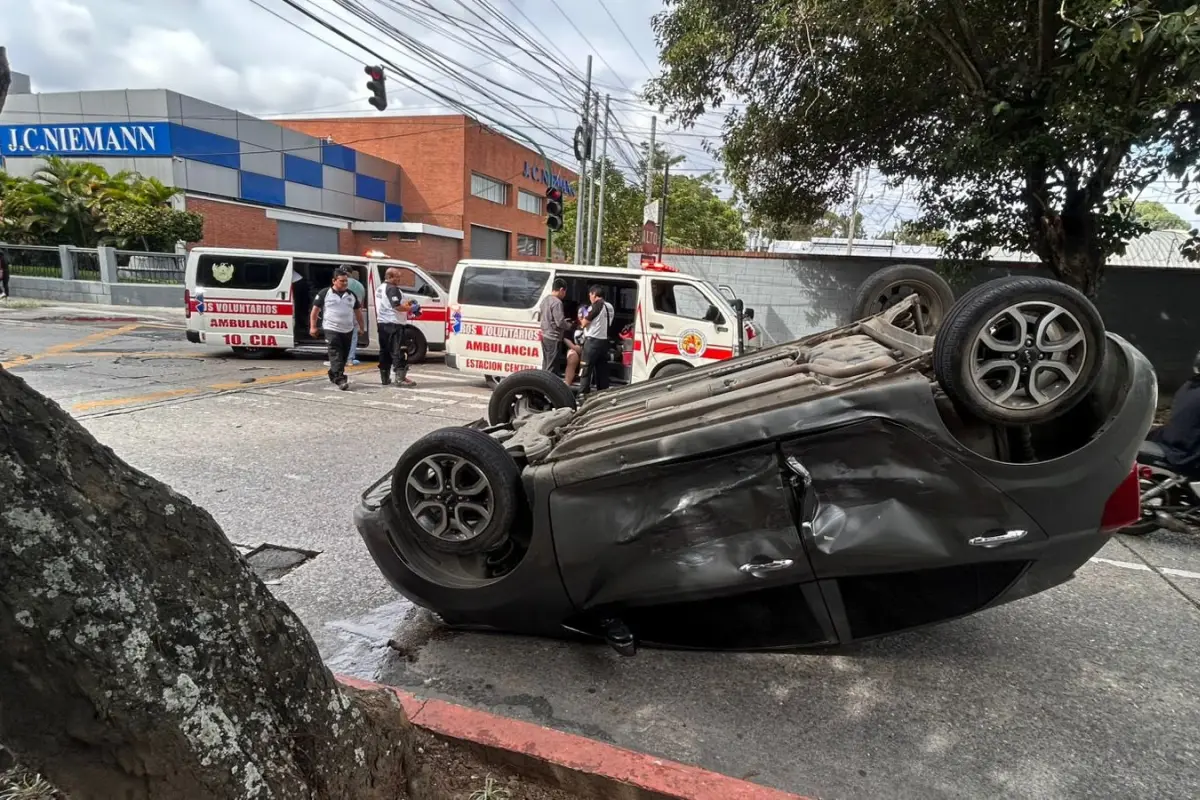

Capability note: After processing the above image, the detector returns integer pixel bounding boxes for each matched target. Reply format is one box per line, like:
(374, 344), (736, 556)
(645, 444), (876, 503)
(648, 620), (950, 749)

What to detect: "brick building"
(280, 115), (577, 273)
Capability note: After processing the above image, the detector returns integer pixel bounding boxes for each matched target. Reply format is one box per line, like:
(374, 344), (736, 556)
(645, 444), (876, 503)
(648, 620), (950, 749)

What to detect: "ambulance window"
(651, 280), (724, 324)
(459, 267), (548, 309)
(197, 255), (288, 290)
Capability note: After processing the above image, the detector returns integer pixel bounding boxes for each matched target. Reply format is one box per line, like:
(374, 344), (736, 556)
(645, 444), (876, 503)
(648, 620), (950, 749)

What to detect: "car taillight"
(1100, 466), (1141, 532)
(184, 288), (191, 319)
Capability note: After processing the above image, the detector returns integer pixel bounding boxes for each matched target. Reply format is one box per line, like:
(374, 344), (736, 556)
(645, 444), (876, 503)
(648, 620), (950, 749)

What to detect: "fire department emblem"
(679, 328), (707, 358)
(210, 262), (235, 284)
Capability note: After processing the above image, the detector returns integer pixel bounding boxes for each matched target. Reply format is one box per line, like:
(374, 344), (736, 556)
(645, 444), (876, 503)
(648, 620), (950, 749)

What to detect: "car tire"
(653, 362), (692, 379)
(933, 276), (1105, 426)
(389, 427), (520, 555)
(487, 369), (577, 425)
(404, 327), (429, 363)
(230, 346), (276, 359)
(851, 264), (955, 335)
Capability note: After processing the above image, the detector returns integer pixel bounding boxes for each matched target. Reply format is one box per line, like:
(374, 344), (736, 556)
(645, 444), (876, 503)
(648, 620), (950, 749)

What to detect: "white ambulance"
(183, 247), (448, 361)
(444, 259), (761, 386)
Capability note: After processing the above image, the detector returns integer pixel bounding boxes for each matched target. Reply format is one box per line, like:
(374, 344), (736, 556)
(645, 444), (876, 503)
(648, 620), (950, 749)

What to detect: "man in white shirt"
(375, 267), (416, 387)
(310, 268), (365, 390)
(578, 283), (614, 396)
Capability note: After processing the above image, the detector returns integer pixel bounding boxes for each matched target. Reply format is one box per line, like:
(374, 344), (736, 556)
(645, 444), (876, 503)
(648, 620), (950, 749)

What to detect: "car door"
(646, 278), (735, 370)
(191, 251), (294, 350)
(777, 419), (1046, 642)
(550, 443), (836, 649)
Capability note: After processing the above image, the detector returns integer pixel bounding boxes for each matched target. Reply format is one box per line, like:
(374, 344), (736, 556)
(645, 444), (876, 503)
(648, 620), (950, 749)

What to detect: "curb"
(337, 675), (811, 800)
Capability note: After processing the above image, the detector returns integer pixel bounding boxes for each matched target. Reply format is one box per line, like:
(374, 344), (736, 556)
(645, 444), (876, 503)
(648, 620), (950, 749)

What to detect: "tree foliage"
(1126, 198), (1189, 231)
(557, 157), (645, 265)
(0, 157), (202, 250)
(647, 0), (1200, 297)
(751, 209), (863, 241)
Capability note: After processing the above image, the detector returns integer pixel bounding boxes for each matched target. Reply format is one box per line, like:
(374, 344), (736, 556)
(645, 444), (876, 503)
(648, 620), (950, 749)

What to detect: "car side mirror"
(731, 298), (745, 313)
(745, 308), (755, 320)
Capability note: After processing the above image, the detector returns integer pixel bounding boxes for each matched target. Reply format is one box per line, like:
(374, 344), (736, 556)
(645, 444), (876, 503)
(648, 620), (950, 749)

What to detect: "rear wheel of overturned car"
(404, 327), (429, 363)
(851, 264), (955, 335)
(487, 369), (577, 425)
(390, 427), (520, 555)
(934, 277), (1105, 426)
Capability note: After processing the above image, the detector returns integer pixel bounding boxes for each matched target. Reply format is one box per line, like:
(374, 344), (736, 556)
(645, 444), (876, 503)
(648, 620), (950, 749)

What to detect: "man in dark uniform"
(1145, 350), (1200, 477)
(310, 268), (365, 390)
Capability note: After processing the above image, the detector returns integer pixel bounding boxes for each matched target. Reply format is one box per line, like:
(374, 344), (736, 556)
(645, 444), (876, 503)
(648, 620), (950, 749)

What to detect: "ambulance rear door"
(189, 250), (294, 352)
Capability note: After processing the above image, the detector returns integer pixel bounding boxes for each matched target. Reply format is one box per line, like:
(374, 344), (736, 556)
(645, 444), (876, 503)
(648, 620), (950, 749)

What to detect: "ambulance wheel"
(230, 346), (275, 360)
(488, 370), (577, 425)
(404, 328), (429, 363)
(390, 427), (519, 555)
(653, 362), (692, 379)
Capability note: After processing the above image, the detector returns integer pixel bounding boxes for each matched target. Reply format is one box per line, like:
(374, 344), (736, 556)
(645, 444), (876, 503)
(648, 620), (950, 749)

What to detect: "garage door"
(470, 225), (510, 260)
(277, 221), (339, 254)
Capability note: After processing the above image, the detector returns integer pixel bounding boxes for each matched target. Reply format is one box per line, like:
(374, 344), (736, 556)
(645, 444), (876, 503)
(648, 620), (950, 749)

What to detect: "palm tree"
(31, 157), (120, 246)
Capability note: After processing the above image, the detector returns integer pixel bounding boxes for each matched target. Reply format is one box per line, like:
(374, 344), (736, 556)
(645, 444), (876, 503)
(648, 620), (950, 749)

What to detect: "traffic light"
(545, 186), (563, 232)
(365, 65), (387, 111)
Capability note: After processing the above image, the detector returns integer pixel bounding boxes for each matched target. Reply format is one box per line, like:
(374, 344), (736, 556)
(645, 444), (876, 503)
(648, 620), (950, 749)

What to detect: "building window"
(398, 232), (418, 242)
(518, 189), (543, 215)
(370, 232), (389, 241)
(471, 173), (509, 205)
(517, 234), (543, 257)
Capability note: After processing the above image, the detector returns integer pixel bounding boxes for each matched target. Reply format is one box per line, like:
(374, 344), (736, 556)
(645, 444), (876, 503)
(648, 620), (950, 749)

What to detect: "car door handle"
(968, 529), (1028, 548)
(716, 326), (729, 332)
(739, 559), (794, 576)
(649, 322), (664, 329)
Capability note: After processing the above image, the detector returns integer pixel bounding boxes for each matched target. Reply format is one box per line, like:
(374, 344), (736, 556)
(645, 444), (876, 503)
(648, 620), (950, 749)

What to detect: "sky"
(2, 0), (1197, 234)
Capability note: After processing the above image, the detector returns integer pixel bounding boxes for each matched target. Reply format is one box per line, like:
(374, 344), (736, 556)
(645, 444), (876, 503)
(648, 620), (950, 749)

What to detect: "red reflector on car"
(184, 288), (191, 319)
(1138, 464), (1154, 480)
(1100, 467), (1141, 532)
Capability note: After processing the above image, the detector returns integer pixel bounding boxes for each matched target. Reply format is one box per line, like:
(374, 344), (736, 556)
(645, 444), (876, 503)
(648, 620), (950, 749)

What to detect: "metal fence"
(115, 250), (185, 284)
(69, 249), (102, 281)
(1, 244), (63, 279)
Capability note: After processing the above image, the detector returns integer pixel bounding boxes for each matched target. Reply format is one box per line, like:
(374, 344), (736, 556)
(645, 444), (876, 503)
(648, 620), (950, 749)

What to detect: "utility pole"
(593, 94), (611, 266)
(845, 167), (868, 255)
(572, 56), (593, 264)
(584, 93), (600, 265)
(644, 115), (656, 204)
(656, 157), (670, 262)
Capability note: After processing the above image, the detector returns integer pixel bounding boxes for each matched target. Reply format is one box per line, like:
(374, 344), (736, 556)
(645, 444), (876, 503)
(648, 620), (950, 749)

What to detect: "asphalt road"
(3, 302), (1198, 800)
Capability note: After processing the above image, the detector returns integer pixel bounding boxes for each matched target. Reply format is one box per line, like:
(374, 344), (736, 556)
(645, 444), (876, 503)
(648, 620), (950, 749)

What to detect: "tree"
(647, 1), (1200, 297)
(888, 220), (951, 248)
(751, 209), (863, 241)
(0, 369), (421, 797)
(106, 204), (204, 252)
(1127, 199), (1189, 231)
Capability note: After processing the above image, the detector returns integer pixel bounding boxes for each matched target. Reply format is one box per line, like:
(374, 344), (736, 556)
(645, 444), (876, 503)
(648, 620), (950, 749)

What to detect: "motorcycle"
(1123, 442), (1200, 535)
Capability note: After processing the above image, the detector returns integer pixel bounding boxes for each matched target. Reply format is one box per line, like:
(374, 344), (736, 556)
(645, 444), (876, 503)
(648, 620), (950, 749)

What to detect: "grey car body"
(356, 292), (1156, 651)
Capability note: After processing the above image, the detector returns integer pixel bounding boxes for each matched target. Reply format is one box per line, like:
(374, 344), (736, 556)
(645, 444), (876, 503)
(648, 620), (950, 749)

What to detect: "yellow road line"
(71, 364), (376, 413)
(2, 324), (142, 369)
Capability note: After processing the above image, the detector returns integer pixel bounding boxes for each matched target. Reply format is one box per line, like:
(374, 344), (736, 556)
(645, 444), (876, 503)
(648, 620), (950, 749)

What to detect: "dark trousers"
(378, 323), (409, 381)
(325, 330), (353, 384)
(541, 337), (564, 373)
(0, 269), (8, 297)
(579, 337), (610, 395)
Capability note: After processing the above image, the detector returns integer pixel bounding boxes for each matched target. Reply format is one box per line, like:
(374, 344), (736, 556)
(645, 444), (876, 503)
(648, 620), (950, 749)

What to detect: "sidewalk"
(0, 298), (184, 326)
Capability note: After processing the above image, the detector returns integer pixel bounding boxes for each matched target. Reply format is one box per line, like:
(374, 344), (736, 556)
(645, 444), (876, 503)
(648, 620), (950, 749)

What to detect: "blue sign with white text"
(1, 122), (172, 157)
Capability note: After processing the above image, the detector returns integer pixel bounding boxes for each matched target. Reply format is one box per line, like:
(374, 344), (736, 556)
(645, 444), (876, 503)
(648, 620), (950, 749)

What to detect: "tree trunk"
(0, 366), (414, 799)
(1032, 207), (1106, 299)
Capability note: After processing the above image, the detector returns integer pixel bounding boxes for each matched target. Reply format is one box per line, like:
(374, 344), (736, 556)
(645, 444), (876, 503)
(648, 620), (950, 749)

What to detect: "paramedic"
(376, 267), (416, 387)
(538, 278), (572, 372)
(578, 284), (614, 396)
(310, 268), (365, 390)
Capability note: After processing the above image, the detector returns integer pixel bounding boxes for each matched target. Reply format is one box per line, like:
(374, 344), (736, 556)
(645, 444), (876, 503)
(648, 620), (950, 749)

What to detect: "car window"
(651, 280), (724, 324)
(196, 255), (288, 290)
(459, 267), (549, 309)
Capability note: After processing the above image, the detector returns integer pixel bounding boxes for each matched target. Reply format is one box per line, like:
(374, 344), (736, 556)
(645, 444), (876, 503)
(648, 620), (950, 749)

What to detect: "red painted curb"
(337, 675), (811, 800)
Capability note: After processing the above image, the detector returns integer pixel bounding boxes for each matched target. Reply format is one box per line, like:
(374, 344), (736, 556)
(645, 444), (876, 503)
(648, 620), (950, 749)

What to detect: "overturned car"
(355, 274), (1155, 655)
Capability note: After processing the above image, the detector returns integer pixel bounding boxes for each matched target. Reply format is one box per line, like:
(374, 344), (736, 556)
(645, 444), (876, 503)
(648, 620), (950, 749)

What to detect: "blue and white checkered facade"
(0, 89), (402, 223)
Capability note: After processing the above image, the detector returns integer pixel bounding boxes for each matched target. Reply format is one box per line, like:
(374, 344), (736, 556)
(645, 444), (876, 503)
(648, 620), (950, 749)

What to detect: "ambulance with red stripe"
(444, 259), (761, 386)
(182, 247), (448, 361)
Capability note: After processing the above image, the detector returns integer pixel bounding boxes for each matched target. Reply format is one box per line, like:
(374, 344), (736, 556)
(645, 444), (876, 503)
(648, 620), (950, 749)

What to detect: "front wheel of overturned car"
(487, 369), (577, 425)
(390, 427), (520, 555)
(851, 264), (955, 335)
(934, 277), (1105, 426)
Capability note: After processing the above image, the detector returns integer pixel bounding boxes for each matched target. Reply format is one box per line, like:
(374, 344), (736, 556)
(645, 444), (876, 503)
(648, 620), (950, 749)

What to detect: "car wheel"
(390, 427), (519, 555)
(933, 276), (1105, 426)
(230, 346), (276, 359)
(653, 362), (692, 379)
(852, 264), (955, 335)
(404, 327), (429, 363)
(487, 369), (577, 425)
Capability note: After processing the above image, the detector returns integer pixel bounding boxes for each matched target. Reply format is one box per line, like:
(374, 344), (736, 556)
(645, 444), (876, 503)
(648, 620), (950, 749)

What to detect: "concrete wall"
(633, 251), (1200, 393)
(11, 276), (182, 309)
